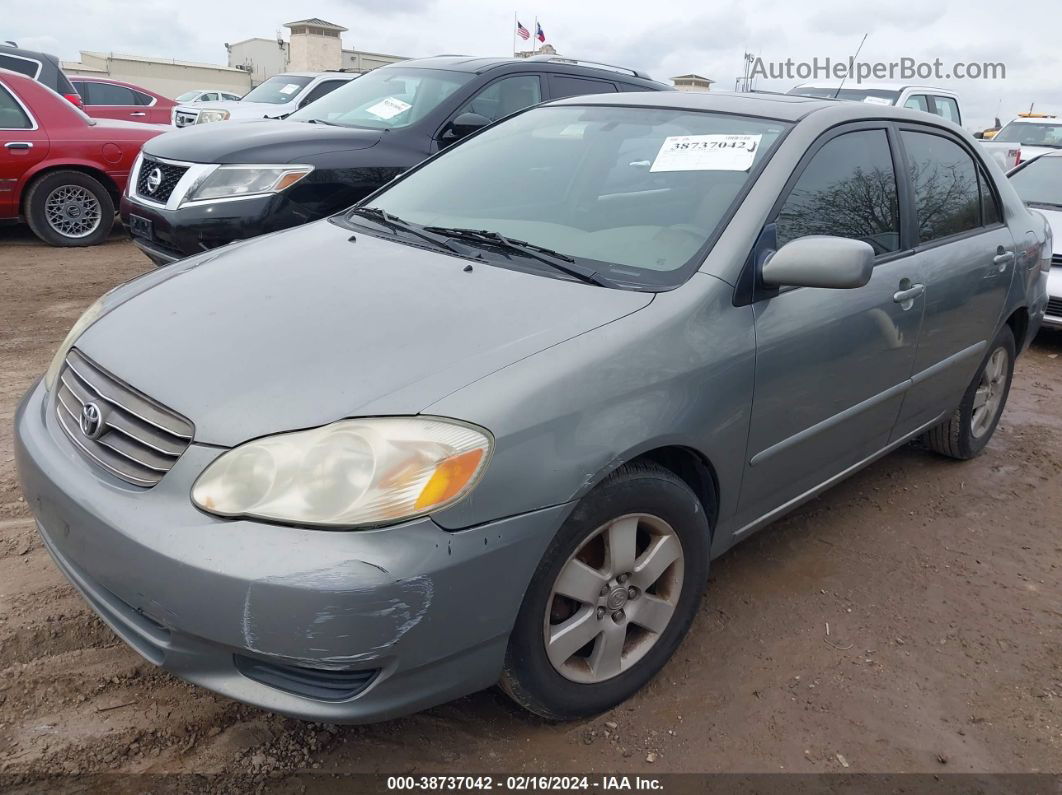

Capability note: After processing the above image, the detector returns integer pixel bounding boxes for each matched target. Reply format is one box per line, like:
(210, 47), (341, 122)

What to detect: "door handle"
(893, 283), (925, 305)
(4, 141), (32, 150)
(993, 251), (1014, 271)
(130, 112), (146, 117)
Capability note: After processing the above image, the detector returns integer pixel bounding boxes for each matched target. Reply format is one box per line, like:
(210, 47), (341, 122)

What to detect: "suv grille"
(1047, 297), (1062, 318)
(54, 349), (193, 487)
(136, 157), (188, 203)
(174, 109), (199, 128)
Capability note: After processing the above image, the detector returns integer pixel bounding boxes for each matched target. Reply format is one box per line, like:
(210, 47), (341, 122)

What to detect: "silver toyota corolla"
(15, 91), (1050, 723)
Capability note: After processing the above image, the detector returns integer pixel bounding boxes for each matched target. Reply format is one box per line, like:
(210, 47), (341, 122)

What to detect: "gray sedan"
(15, 90), (1050, 723)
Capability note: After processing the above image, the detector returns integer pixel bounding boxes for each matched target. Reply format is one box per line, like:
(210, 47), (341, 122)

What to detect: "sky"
(6, 0), (1061, 129)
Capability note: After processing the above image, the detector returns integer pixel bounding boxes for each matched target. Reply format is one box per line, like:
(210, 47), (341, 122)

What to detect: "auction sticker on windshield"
(651, 134), (762, 172)
(367, 97), (413, 120)
(279, 84), (301, 96)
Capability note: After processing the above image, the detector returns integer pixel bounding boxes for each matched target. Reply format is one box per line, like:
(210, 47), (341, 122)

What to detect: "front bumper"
(120, 193), (279, 264)
(14, 380), (568, 723)
(1044, 267), (1062, 329)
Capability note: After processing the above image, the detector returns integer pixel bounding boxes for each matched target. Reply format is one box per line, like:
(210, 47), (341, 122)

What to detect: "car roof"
(794, 81), (958, 95)
(1003, 116), (1061, 125)
(272, 71), (358, 79)
(545, 89), (966, 126)
(379, 55), (665, 86)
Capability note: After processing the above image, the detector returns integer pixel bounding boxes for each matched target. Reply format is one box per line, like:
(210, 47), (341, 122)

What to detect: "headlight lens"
(183, 164), (313, 203)
(43, 296), (107, 392)
(196, 109), (230, 124)
(191, 417), (493, 528)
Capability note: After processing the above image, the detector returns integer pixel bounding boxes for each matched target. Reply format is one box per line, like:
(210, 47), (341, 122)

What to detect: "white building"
(62, 51), (252, 96)
(226, 18), (408, 85)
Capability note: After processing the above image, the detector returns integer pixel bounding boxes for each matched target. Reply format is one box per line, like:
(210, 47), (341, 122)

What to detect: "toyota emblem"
(145, 167), (163, 194)
(79, 402), (105, 440)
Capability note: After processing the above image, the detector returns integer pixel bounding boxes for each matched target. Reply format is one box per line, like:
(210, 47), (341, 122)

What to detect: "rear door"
(891, 126), (1014, 435)
(0, 80), (48, 219)
(77, 81), (156, 122)
(736, 125), (924, 522)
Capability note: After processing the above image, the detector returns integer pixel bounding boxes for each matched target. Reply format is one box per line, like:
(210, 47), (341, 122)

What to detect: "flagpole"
(513, 11), (517, 57)
(533, 17), (538, 54)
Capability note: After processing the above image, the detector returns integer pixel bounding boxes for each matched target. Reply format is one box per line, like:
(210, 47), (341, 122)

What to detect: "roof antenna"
(833, 33), (868, 99)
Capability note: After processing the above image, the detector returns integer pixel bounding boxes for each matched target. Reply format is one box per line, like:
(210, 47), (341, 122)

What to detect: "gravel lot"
(1, 223), (1060, 785)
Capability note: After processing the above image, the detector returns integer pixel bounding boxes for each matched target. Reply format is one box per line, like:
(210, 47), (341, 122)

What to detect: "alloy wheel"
(543, 513), (684, 683)
(44, 185), (102, 239)
(971, 347), (1008, 439)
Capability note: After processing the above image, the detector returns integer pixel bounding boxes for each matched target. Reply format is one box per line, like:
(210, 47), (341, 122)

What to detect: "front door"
(891, 127), (1015, 435)
(735, 126), (924, 524)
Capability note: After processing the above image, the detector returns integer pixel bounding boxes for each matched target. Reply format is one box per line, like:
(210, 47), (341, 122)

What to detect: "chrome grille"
(1047, 297), (1062, 318)
(1052, 254), (1062, 268)
(136, 157), (188, 203)
(54, 349), (193, 487)
(174, 109), (198, 128)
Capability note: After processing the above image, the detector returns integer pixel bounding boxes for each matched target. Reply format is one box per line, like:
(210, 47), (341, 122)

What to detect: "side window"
(549, 75), (618, 100)
(900, 131), (980, 243)
(132, 90), (154, 106)
(0, 54), (41, 79)
(300, 80), (345, 106)
(934, 96), (961, 124)
(0, 84), (32, 129)
(85, 82), (139, 105)
(903, 94), (929, 113)
(203, 92), (218, 101)
(70, 80), (86, 97)
(978, 167), (1002, 225)
(775, 129), (900, 254)
(458, 75), (542, 123)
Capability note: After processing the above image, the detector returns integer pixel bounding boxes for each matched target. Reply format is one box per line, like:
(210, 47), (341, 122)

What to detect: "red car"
(0, 68), (166, 246)
(69, 76), (176, 125)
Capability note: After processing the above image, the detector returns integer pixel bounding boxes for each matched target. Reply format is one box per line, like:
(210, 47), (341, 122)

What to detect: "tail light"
(63, 92), (83, 108)
(1013, 147), (1022, 166)
(1041, 223), (1053, 274)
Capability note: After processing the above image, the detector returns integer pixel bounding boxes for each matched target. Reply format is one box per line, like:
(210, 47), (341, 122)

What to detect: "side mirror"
(761, 236), (874, 289)
(973, 131), (984, 139)
(444, 112), (490, 140)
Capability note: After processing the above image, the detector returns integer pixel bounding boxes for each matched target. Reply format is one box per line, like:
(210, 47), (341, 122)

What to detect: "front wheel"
(24, 170), (115, 247)
(501, 462), (710, 720)
(924, 324), (1016, 460)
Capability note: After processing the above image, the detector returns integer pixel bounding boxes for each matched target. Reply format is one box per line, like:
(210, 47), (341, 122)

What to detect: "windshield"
(994, 121), (1062, 148)
(787, 86), (901, 105)
(242, 75), (312, 104)
(289, 67), (473, 129)
(176, 91), (200, 102)
(356, 105), (789, 289)
(1009, 156), (1062, 206)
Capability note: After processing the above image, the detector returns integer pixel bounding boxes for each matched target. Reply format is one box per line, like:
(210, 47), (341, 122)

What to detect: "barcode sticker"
(650, 134), (762, 172)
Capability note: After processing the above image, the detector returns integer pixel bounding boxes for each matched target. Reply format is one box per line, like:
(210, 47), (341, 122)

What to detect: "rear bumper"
(15, 379), (568, 723)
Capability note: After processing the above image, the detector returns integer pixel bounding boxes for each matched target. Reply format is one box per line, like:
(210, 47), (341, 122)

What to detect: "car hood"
(144, 119), (383, 164)
(76, 220), (653, 447)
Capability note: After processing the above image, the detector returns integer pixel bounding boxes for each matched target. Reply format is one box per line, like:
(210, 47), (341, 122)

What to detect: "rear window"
(0, 83), (33, 128)
(242, 75), (313, 104)
(1009, 156), (1062, 208)
(787, 86), (901, 105)
(0, 53), (42, 79)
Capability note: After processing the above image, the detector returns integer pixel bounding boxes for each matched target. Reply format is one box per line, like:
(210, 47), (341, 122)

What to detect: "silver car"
(15, 91), (1050, 723)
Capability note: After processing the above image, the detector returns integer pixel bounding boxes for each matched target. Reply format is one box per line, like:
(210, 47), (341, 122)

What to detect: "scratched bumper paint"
(15, 380), (570, 722)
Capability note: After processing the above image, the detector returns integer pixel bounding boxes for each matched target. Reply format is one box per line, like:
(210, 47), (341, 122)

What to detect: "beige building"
(62, 51), (252, 96)
(226, 18), (408, 85)
(671, 74), (714, 92)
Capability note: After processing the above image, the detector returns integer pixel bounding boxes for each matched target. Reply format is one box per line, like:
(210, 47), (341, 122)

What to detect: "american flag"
(516, 20), (530, 40)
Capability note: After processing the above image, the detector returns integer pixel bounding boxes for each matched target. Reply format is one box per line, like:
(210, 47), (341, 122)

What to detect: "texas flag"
(536, 22), (546, 43)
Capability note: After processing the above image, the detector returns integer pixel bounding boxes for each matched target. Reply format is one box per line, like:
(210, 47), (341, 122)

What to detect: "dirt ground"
(0, 223), (1060, 785)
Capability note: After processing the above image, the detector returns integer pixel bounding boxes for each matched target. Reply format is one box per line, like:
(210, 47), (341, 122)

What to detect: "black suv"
(119, 55), (669, 264)
(0, 43), (81, 105)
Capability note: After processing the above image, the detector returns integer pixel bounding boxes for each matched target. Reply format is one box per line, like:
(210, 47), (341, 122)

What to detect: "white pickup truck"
(788, 82), (1020, 170)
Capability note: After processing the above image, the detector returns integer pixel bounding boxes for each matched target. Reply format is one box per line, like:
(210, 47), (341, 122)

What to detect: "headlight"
(191, 417), (493, 528)
(196, 109), (230, 124)
(43, 296), (108, 392)
(183, 164), (313, 203)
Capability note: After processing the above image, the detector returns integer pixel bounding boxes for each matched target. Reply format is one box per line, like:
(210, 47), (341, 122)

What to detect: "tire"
(924, 324), (1016, 460)
(25, 170), (114, 247)
(501, 462), (710, 721)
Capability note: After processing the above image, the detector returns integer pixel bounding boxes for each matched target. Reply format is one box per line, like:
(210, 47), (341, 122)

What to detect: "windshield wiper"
(347, 207), (471, 256)
(423, 226), (611, 286)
